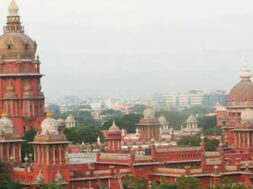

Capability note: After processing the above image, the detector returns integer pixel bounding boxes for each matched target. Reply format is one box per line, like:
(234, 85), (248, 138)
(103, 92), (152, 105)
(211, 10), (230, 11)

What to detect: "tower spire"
(5, 0), (23, 33)
(8, 0), (19, 16)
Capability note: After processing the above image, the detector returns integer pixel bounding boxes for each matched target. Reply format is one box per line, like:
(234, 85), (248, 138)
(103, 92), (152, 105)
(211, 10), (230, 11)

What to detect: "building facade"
(0, 1), (45, 136)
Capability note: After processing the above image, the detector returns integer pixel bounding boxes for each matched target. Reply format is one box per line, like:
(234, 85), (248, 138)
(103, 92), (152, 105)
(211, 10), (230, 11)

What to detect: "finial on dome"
(147, 98), (152, 108)
(46, 112), (53, 118)
(240, 64), (252, 81)
(1, 113), (8, 118)
(8, 0), (19, 16)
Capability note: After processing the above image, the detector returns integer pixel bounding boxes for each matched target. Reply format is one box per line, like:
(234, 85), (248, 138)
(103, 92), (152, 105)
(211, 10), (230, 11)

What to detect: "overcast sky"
(1, 0), (253, 99)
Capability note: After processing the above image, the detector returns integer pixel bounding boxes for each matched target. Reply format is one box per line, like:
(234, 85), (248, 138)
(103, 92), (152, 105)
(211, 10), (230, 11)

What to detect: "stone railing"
(190, 168), (202, 174)
(119, 169), (131, 174)
(206, 159), (222, 165)
(135, 155), (152, 161)
(156, 147), (201, 153)
(93, 170), (111, 176)
(99, 153), (130, 161)
(68, 153), (96, 164)
(205, 152), (220, 157)
(156, 168), (186, 174)
(225, 165), (237, 171)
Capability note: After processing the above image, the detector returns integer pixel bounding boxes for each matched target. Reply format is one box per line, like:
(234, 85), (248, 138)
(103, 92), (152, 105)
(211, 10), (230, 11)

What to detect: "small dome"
(57, 118), (65, 126)
(143, 107), (155, 119)
(8, 0), (19, 16)
(0, 113), (14, 134)
(240, 65), (252, 80)
(241, 108), (253, 124)
(41, 112), (59, 134)
(65, 114), (76, 123)
(186, 115), (198, 123)
(228, 65), (253, 105)
(108, 120), (120, 132)
(0, 33), (37, 60)
(159, 115), (168, 125)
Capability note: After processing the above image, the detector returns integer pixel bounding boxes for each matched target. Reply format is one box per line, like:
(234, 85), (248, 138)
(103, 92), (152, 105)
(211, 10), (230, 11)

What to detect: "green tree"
(102, 114), (142, 133)
(40, 183), (64, 189)
(177, 135), (201, 146)
(129, 104), (147, 114)
(151, 178), (178, 189)
(210, 177), (247, 189)
(176, 176), (200, 189)
(64, 126), (104, 144)
(21, 128), (37, 160)
(205, 139), (219, 151)
(123, 175), (147, 189)
(0, 161), (22, 189)
(198, 116), (217, 130)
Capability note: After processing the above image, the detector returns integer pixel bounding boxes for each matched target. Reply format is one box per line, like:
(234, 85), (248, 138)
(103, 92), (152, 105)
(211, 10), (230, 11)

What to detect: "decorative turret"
(137, 100), (161, 141)
(186, 115), (198, 129)
(31, 112), (70, 186)
(105, 120), (122, 153)
(0, 113), (23, 164)
(65, 114), (77, 128)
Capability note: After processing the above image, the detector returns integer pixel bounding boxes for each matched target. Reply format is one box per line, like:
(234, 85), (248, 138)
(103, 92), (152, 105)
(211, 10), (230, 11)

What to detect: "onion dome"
(228, 65), (253, 105)
(57, 118), (65, 127)
(108, 120), (120, 132)
(0, 1), (37, 60)
(41, 112), (59, 135)
(0, 113), (14, 134)
(186, 115), (198, 123)
(241, 107), (253, 124)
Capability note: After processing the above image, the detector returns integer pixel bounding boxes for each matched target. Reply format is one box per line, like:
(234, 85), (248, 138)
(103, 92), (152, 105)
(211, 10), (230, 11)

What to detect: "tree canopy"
(0, 161), (22, 189)
(40, 183), (64, 189)
(102, 114), (142, 133)
(64, 125), (104, 144)
(21, 128), (37, 160)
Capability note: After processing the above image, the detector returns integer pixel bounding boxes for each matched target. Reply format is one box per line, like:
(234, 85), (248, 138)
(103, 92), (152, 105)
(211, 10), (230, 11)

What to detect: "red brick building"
(1, 1), (253, 189)
(0, 0), (45, 136)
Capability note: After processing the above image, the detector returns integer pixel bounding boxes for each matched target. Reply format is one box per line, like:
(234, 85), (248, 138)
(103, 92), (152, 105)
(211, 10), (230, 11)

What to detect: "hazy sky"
(1, 0), (253, 99)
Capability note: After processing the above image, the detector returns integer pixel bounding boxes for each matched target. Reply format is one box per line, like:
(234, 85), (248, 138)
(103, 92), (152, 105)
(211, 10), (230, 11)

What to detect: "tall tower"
(0, 1), (45, 136)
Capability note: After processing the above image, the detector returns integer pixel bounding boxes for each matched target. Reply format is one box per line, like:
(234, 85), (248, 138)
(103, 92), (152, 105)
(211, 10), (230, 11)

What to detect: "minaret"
(31, 112), (70, 185)
(0, 0), (45, 136)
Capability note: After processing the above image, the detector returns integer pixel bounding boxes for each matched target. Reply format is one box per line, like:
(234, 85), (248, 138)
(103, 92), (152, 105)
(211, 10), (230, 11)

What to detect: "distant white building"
(165, 90), (204, 108)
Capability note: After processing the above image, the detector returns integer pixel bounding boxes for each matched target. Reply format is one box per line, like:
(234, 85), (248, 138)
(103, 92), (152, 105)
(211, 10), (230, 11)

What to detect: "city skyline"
(1, 0), (253, 98)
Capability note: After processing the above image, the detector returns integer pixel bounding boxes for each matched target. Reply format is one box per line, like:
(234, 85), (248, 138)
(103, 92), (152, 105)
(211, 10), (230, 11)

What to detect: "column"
(248, 133), (250, 148)
(53, 145), (56, 164)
